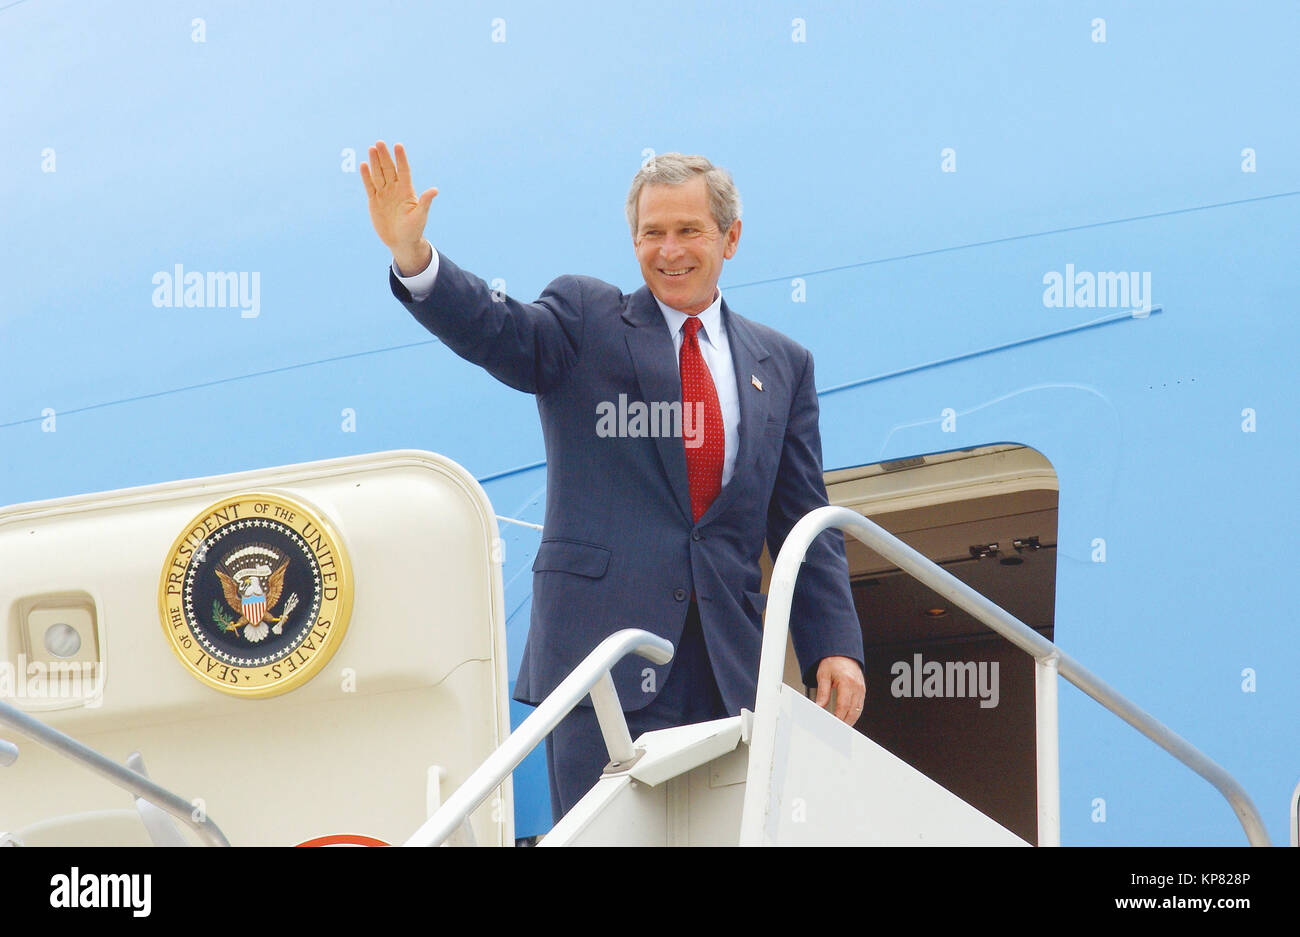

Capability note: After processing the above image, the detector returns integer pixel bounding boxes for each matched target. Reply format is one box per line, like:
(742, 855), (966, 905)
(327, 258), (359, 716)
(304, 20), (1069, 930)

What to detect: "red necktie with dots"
(680, 316), (725, 522)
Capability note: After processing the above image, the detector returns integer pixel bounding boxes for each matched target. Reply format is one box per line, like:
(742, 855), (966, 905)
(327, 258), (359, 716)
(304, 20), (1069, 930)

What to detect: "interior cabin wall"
(774, 445), (1059, 842)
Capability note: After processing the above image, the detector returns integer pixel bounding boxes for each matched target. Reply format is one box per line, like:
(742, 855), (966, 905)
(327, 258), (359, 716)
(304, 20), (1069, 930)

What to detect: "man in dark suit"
(362, 142), (865, 821)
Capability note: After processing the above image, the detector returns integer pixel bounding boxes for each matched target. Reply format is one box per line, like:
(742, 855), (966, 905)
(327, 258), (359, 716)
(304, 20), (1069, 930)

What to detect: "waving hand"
(360, 140), (437, 276)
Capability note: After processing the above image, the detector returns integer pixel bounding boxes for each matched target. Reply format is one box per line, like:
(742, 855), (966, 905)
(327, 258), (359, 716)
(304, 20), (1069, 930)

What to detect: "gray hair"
(625, 153), (742, 238)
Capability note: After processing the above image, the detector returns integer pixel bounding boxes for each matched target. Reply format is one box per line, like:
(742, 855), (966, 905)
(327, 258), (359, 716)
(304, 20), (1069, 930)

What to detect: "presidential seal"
(158, 492), (353, 697)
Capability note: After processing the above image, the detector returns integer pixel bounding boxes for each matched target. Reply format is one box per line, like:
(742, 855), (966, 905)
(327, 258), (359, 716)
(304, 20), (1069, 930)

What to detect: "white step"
(543, 686), (1027, 846)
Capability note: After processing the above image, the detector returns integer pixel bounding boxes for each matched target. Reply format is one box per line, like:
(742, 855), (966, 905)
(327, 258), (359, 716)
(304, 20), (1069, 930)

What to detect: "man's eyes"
(641, 228), (702, 238)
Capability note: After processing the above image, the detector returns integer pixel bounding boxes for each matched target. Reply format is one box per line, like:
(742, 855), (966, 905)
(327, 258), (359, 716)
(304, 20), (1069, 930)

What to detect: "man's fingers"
(846, 680), (866, 724)
(368, 144), (387, 187)
(359, 161), (377, 199)
(834, 676), (853, 721)
(376, 141), (400, 189)
(814, 659), (866, 724)
(394, 142), (411, 186)
(418, 187), (439, 210)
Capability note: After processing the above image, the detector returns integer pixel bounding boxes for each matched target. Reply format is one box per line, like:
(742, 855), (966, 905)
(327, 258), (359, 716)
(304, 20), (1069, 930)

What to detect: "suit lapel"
(698, 298), (770, 524)
(623, 287), (694, 524)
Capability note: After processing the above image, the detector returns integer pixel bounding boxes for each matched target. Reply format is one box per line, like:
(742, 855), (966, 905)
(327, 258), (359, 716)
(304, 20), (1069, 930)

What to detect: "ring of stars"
(181, 518), (323, 667)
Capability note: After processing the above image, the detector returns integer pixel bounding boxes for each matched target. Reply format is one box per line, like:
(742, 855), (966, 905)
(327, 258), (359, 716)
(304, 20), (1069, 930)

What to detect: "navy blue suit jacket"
(391, 251), (864, 714)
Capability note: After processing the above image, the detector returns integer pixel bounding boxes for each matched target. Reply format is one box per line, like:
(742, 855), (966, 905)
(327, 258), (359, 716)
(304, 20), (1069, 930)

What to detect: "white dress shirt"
(650, 291), (740, 487)
(393, 250), (741, 486)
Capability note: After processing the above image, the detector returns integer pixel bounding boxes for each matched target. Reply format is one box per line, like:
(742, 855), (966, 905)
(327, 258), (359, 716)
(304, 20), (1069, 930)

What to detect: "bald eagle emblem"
(213, 543), (301, 643)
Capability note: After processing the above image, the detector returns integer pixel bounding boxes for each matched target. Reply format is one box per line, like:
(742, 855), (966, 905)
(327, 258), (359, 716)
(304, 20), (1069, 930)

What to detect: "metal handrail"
(404, 628), (674, 846)
(0, 700), (230, 846)
(742, 506), (1270, 847)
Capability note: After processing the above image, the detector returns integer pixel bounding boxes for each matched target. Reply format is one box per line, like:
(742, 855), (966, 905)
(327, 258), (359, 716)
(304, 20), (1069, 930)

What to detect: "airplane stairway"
(407, 505), (1269, 847)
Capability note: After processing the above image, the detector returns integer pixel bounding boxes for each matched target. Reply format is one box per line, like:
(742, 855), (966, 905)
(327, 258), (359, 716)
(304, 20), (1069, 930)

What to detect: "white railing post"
(590, 672), (637, 766)
(1035, 655), (1061, 846)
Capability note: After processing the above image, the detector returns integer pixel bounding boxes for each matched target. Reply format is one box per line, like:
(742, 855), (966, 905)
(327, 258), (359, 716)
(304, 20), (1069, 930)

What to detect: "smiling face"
(633, 176), (741, 315)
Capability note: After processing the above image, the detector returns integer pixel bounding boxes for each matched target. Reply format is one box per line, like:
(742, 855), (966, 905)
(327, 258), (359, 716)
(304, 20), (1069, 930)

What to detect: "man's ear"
(723, 219), (742, 259)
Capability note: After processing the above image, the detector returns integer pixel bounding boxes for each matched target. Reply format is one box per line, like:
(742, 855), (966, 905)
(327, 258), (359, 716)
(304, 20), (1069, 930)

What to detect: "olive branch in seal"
(211, 599), (236, 632)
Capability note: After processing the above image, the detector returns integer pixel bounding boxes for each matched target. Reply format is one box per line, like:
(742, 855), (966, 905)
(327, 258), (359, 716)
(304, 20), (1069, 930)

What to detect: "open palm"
(361, 141), (437, 273)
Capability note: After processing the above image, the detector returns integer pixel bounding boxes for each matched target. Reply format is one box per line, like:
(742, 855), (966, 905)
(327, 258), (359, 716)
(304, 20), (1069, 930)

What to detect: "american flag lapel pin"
(751, 374), (763, 391)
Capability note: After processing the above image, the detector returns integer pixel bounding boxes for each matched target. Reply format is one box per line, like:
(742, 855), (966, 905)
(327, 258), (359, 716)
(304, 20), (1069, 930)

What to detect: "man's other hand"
(814, 655), (866, 724)
(360, 140), (437, 276)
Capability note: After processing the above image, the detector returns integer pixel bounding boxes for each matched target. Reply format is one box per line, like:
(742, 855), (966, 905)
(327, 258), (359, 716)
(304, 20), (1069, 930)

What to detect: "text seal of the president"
(158, 492), (353, 697)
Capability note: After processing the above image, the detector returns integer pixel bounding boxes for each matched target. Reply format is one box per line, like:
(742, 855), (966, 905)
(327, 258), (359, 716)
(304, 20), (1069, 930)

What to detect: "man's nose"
(659, 234), (686, 259)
